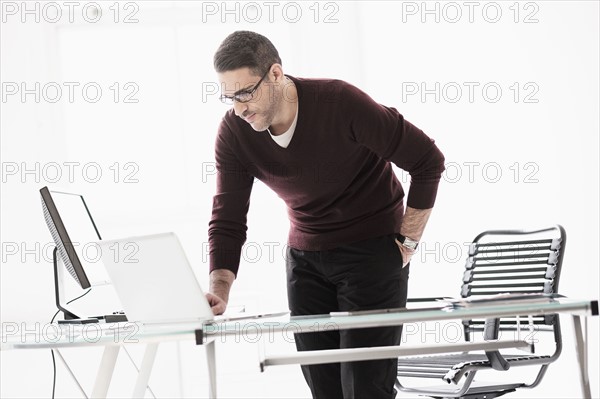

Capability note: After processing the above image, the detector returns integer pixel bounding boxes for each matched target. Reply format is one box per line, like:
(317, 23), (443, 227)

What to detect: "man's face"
(218, 67), (281, 132)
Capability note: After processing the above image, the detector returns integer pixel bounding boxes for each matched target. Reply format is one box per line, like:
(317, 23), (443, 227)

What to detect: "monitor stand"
(53, 247), (127, 324)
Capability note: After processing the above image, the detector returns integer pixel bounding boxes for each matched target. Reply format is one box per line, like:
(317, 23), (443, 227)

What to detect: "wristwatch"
(396, 233), (419, 251)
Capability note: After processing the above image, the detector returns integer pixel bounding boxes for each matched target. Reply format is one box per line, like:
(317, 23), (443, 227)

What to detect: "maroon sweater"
(209, 76), (445, 276)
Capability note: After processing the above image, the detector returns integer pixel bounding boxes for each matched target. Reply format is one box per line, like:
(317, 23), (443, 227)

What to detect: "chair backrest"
(461, 225), (566, 344)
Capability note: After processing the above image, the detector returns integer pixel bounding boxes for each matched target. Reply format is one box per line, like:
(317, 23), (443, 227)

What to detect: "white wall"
(1, 1), (598, 398)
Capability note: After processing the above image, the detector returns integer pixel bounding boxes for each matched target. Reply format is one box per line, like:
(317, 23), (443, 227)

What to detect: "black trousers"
(286, 233), (410, 399)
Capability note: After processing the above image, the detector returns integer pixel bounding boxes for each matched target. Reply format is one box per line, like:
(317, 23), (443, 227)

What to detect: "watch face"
(403, 237), (419, 250)
(396, 234), (418, 250)
(404, 241), (418, 250)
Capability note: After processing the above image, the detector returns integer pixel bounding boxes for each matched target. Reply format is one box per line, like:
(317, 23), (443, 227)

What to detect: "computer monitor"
(40, 186), (115, 323)
(40, 186), (98, 289)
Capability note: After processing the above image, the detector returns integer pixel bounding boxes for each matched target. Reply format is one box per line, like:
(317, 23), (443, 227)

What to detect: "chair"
(396, 225), (566, 398)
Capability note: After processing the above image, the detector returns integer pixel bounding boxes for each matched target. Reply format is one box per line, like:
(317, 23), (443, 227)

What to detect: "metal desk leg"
(572, 315), (591, 398)
(205, 340), (217, 399)
(54, 349), (89, 398)
(91, 346), (120, 398)
(131, 343), (159, 398)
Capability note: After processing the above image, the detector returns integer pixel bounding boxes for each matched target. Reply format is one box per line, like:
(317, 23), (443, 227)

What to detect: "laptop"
(98, 232), (287, 324)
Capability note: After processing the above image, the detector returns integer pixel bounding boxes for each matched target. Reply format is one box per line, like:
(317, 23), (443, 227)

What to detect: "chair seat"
(397, 353), (552, 383)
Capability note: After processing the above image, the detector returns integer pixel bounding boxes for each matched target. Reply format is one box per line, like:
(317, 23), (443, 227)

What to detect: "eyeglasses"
(219, 68), (270, 105)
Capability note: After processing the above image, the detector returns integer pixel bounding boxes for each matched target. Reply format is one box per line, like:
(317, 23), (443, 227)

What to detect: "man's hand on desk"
(206, 292), (227, 315)
(208, 269), (235, 315)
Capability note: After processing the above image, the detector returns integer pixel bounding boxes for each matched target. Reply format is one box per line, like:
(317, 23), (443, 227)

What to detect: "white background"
(1, 1), (598, 398)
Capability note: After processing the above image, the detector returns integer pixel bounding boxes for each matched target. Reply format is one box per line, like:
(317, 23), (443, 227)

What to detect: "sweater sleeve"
(345, 84), (445, 209)
(208, 118), (254, 276)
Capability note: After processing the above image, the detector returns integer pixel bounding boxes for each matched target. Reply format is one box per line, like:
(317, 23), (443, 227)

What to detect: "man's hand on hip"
(394, 238), (415, 268)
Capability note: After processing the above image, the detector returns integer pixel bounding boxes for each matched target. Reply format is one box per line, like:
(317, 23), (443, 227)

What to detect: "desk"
(1, 298), (597, 398)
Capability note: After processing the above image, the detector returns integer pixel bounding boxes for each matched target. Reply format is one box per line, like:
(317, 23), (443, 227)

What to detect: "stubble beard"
(254, 85), (282, 132)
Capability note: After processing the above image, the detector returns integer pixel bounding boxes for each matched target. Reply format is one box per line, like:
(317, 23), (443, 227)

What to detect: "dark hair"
(213, 31), (282, 76)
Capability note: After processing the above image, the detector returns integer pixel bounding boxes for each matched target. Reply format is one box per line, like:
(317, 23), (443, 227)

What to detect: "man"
(207, 31), (445, 399)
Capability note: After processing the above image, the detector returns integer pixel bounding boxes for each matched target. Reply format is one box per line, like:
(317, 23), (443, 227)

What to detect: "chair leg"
(396, 370), (478, 398)
(452, 388), (516, 399)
